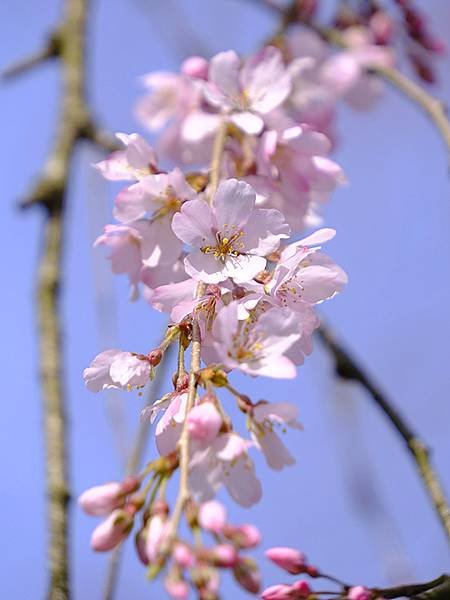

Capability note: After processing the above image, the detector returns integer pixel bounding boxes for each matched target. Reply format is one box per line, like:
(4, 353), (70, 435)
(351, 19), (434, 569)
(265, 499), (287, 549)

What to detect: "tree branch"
(242, 0), (450, 160)
(317, 323), (450, 544)
(6, 0), (118, 597)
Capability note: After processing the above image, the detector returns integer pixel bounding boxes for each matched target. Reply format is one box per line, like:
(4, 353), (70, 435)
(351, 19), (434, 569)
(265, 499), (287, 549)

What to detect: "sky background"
(1, 0), (450, 598)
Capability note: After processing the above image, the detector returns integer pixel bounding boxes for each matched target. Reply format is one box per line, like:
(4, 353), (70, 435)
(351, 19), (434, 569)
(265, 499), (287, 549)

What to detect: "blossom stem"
(317, 323), (450, 544)
(209, 118), (228, 201)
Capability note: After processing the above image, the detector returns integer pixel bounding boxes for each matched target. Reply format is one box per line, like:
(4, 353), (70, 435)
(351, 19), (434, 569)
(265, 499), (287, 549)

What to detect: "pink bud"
(181, 56), (209, 80)
(187, 402), (222, 443)
(146, 513), (168, 562)
(232, 524), (261, 549)
(148, 348), (163, 366)
(348, 586), (372, 600)
(165, 578), (189, 600)
(173, 543), (195, 568)
(211, 544), (238, 568)
(90, 509), (132, 551)
(199, 500), (227, 534)
(265, 547), (308, 575)
(292, 580), (312, 598)
(78, 482), (124, 516)
(135, 529), (149, 565)
(261, 584), (294, 600)
(369, 12), (394, 45)
(233, 558), (261, 594)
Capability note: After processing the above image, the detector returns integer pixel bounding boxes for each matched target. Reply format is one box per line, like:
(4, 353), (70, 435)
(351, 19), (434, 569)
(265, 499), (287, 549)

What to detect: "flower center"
(201, 230), (245, 262)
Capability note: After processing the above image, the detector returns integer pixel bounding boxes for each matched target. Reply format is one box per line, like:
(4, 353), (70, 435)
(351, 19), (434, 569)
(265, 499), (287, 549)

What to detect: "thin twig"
(102, 345), (173, 600)
(5, 0), (118, 597)
(375, 573), (450, 599)
(317, 323), (450, 543)
(242, 0), (450, 159)
(209, 118), (228, 198)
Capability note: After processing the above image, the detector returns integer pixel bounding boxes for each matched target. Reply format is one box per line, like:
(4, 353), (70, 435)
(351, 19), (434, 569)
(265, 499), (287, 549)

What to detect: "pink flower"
(204, 47), (292, 134)
(207, 302), (300, 379)
(189, 433), (262, 507)
(181, 55), (209, 80)
(95, 132), (157, 181)
(265, 547), (308, 575)
(348, 586), (372, 600)
(250, 402), (302, 470)
(198, 500), (227, 534)
(83, 349), (152, 392)
(90, 509), (132, 552)
(272, 228), (347, 309)
(78, 482), (124, 516)
(144, 392), (188, 456)
(291, 580), (312, 598)
(94, 224), (144, 300)
(172, 178), (289, 284)
(187, 402), (222, 444)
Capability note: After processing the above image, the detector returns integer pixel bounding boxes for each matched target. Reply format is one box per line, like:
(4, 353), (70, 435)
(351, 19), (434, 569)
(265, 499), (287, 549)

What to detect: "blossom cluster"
(80, 22), (392, 599)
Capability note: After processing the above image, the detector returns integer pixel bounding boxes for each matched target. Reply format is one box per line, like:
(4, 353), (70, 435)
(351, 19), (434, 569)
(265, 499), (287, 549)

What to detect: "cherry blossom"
(95, 132), (158, 181)
(172, 178), (289, 284)
(203, 46), (292, 134)
(83, 349), (153, 392)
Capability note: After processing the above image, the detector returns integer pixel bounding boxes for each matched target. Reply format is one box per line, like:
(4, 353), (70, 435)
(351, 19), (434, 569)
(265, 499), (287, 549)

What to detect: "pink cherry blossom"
(146, 512), (169, 563)
(173, 543), (195, 568)
(95, 132), (157, 181)
(90, 509), (132, 552)
(233, 557), (261, 594)
(265, 547), (308, 575)
(226, 523), (261, 549)
(164, 578), (189, 600)
(94, 223), (144, 300)
(211, 544), (238, 568)
(207, 302), (300, 378)
(78, 482), (124, 516)
(83, 349), (152, 392)
(187, 402), (222, 444)
(144, 392), (188, 456)
(189, 432), (262, 507)
(172, 178), (289, 284)
(204, 47), (292, 134)
(250, 401), (302, 470)
(198, 500), (227, 534)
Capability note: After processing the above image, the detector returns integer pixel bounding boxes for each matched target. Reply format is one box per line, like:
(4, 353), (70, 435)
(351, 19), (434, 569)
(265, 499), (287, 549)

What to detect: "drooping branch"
(4, 1), (118, 598)
(243, 0), (450, 160)
(317, 323), (450, 543)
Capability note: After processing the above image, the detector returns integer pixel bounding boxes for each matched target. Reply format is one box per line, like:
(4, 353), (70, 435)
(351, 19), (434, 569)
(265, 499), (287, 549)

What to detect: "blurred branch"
(4, 0), (119, 598)
(317, 323), (450, 544)
(244, 0), (450, 160)
(103, 342), (173, 600)
(376, 573), (450, 599)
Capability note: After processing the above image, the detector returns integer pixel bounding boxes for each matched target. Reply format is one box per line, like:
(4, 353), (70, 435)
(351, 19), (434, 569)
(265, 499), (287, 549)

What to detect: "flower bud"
(90, 509), (132, 551)
(211, 544), (238, 568)
(148, 348), (163, 366)
(198, 500), (227, 534)
(78, 482), (124, 516)
(233, 557), (261, 594)
(173, 543), (195, 568)
(261, 584), (293, 600)
(231, 285), (246, 300)
(291, 580), (312, 598)
(175, 372), (189, 392)
(135, 529), (149, 565)
(188, 403), (222, 444)
(181, 56), (209, 80)
(165, 573), (190, 599)
(265, 547), (308, 575)
(348, 586), (372, 600)
(225, 523), (260, 549)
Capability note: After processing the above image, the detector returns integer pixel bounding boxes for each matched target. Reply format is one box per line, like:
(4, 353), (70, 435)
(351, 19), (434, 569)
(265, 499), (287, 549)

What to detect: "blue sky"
(1, 1), (449, 597)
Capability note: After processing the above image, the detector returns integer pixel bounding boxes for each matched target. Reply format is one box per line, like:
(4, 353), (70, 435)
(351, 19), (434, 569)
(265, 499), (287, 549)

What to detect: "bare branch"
(317, 323), (450, 543)
(2, 33), (61, 79)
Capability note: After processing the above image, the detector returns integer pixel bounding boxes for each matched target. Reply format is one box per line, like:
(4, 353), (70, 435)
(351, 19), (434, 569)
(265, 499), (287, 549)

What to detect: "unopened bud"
(225, 523), (260, 549)
(233, 557), (261, 594)
(265, 547), (308, 575)
(175, 372), (189, 392)
(181, 56), (209, 80)
(210, 544), (238, 568)
(78, 482), (125, 516)
(148, 348), (163, 366)
(91, 509), (133, 552)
